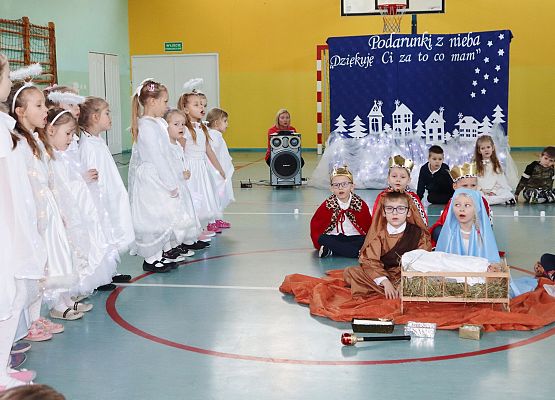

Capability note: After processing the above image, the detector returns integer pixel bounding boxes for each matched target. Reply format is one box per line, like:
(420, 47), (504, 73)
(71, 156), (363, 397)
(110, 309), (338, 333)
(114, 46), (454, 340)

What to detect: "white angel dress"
(208, 128), (235, 210)
(0, 114), (45, 324)
(128, 117), (198, 261)
(79, 131), (135, 253)
(15, 132), (78, 308)
(478, 160), (515, 205)
(183, 123), (222, 226)
(51, 150), (119, 296)
(168, 141), (203, 241)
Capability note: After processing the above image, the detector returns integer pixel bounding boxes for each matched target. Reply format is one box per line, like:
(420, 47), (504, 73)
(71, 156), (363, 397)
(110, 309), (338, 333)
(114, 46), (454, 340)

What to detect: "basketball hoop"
(378, 3), (407, 33)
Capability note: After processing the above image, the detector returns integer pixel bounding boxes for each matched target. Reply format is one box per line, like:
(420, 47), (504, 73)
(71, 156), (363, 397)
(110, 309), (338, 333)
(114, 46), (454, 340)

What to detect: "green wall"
(1, 0), (132, 151)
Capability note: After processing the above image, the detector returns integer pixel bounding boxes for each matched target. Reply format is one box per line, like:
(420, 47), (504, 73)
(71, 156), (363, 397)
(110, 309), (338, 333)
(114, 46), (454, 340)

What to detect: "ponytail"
(131, 94), (140, 142)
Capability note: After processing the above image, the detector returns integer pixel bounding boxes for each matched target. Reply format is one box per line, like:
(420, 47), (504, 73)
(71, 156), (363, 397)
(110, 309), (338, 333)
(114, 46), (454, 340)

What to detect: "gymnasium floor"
(25, 151), (554, 400)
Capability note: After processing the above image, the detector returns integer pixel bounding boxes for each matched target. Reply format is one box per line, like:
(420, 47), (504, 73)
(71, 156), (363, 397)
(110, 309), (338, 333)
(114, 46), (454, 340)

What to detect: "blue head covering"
(436, 188), (500, 262)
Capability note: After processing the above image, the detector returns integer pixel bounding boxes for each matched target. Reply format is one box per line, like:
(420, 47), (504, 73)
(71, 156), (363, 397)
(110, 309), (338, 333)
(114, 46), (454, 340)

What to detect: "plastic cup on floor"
(513, 210), (519, 217)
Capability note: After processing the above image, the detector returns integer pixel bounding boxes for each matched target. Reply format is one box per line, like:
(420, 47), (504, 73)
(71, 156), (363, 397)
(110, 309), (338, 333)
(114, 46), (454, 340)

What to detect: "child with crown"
(310, 165), (372, 258)
(371, 155), (428, 227)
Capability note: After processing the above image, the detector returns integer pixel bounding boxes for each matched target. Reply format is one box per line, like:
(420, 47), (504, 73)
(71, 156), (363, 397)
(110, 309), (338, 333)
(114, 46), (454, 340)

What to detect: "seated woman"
(265, 108), (304, 167)
(436, 188), (501, 266)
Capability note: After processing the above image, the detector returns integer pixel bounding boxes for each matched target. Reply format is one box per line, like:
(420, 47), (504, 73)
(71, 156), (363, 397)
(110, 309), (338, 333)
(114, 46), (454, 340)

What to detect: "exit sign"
(164, 42), (183, 52)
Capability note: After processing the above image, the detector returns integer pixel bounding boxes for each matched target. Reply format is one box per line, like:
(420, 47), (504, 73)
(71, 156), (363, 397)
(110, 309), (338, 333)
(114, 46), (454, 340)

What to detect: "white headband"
(47, 91), (86, 105)
(134, 77), (155, 98)
(11, 82), (34, 113)
(50, 110), (72, 126)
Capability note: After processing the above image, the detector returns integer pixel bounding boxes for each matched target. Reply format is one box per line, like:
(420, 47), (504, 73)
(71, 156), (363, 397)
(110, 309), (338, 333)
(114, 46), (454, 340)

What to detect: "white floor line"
(225, 212), (554, 218)
(116, 283), (278, 290)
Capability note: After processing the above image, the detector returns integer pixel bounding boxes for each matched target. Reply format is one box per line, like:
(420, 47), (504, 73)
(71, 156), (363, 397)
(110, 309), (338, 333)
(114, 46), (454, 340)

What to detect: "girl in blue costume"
(436, 188), (500, 263)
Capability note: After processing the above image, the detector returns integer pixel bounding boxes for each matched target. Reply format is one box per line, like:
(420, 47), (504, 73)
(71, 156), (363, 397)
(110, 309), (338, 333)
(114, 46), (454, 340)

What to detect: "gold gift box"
(459, 324), (483, 340)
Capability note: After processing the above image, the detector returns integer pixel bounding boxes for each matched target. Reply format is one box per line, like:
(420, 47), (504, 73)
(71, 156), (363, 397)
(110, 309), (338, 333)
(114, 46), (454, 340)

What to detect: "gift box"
(351, 318), (394, 334)
(459, 324), (483, 340)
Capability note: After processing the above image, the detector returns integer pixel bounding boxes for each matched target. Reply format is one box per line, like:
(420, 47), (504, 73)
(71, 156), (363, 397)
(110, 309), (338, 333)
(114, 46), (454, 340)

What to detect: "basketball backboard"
(341, 0), (445, 16)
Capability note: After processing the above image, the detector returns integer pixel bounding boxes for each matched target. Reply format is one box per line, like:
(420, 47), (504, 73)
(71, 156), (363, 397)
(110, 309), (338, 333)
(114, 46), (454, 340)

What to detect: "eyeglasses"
(383, 205), (408, 214)
(331, 182), (352, 189)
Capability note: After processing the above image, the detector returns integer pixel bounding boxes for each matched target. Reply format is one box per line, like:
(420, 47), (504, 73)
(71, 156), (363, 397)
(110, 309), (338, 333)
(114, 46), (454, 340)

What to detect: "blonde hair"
(7, 81), (48, 158)
(177, 92), (211, 144)
(44, 108), (77, 158)
(206, 107), (228, 129)
(275, 108), (290, 127)
(163, 108), (187, 123)
(79, 96), (109, 131)
(474, 135), (502, 176)
(131, 79), (167, 141)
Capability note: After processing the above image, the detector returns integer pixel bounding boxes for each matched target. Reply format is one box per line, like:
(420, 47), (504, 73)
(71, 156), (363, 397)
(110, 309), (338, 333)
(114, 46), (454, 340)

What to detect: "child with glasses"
(343, 191), (431, 298)
(310, 166), (372, 258)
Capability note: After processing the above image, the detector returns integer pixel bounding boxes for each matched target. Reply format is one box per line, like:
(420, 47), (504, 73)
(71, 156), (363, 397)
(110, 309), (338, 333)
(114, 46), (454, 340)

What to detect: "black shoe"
(196, 241), (210, 248)
(318, 245), (332, 258)
(504, 198), (516, 206)
(97, 283), (117, 291)
(182, 242), (208, 250)
(162, 248), (186, 262)
(112, 274), (132, 283)
(142, 260), (172, 273)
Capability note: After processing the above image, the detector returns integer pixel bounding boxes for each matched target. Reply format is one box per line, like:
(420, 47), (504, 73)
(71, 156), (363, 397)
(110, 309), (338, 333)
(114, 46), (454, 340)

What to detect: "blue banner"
(327, 30), (512, 143)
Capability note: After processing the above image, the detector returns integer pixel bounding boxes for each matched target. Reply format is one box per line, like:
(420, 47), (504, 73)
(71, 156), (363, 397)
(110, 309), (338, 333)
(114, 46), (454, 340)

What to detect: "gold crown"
(449, 162), (478, 181)
(330, 165), (353, 183)
(388, 155), (414, 172)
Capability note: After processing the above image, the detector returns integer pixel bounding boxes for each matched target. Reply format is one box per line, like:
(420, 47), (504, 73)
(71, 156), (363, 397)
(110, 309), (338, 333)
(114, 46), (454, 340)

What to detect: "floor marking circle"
(106, 249), (554, 365)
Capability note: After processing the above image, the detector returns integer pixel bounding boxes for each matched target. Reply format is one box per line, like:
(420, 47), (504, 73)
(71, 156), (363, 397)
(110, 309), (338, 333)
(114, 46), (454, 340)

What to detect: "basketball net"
(378, 4), (407, 33)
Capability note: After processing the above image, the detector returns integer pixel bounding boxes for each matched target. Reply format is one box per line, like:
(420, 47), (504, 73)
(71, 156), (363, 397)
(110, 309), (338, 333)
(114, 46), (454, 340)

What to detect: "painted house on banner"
(456, 115), (480, 141)
(392, 100), (413, 138)
(367, 100), (384, 134)
(425, 107), (446, 144)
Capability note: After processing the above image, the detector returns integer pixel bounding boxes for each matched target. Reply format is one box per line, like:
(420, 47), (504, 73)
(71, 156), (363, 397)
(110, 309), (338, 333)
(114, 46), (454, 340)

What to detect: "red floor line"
(107, 249), (555, 366)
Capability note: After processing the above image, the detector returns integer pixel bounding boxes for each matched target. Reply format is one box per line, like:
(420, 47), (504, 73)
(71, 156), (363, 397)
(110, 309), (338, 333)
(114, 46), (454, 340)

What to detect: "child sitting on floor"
(514, 146), (555, 204)
(343, 191), (431, 298)
(474, 135), (516, 205)
(310, 165), (372, 258)
(436, 188), (501, 265)
(416, 145), (453, 204)
(372, 154), (428, 226)
(429, 162), (492, 246)
(534, 253), (555, 281)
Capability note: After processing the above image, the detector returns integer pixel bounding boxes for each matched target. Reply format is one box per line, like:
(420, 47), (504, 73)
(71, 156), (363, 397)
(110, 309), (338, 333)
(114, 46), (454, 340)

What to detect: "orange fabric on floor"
(279, 270), (555, 332)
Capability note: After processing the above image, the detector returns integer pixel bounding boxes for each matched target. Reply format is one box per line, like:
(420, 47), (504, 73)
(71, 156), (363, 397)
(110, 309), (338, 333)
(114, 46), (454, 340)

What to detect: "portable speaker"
(269, 133), (302, 186)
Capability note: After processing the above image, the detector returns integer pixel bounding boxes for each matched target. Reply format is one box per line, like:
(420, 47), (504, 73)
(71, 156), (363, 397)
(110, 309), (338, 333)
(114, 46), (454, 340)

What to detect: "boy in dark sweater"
(417, 145), (453, 204)
(515, 146), (555, 203)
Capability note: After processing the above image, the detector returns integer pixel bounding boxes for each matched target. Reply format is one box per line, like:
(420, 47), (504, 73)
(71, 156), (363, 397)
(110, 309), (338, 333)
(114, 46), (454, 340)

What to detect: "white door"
(88, 52), (122, 154)
(131, 54), (219, 110)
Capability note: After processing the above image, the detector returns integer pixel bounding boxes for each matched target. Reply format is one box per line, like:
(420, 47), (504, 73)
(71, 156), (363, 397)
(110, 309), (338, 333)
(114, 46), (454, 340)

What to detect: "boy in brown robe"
(343, 191), (432, 298)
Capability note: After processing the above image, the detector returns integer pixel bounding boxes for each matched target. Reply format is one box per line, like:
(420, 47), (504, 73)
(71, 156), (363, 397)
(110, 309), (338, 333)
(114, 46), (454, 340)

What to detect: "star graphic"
(493, 77), (499, 83)
(499, 33), (505, 40)
(472, 80), (478, 86)
(484, 74), (489, 80)
(475, 67), (480, 74)
(470, 92), (476, 98)
(495, 65), (501, 71)
(487, 40), (493, 47)
(481, 88), (487, 95)
(498, 49), (505, 56)
(484, 57), (490, 63)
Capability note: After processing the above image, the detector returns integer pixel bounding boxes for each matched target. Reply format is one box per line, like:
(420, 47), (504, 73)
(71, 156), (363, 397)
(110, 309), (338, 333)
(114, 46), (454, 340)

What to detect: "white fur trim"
(47, 91), (85, 105)
(182, 78), (203, 93)
(9, 63), (43, 81)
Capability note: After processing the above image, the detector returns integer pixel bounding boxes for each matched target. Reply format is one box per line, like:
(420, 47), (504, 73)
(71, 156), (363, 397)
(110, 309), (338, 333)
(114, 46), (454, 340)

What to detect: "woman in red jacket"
(265, 109), (304, 167)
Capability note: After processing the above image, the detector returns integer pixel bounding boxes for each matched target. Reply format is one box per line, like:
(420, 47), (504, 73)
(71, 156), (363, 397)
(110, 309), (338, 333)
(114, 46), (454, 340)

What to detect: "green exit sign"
(164, 42), (183, 52)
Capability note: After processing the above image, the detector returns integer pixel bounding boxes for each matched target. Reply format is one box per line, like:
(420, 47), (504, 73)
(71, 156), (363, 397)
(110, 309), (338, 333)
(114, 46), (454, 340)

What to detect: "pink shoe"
(24, 325), (52, 342)
(207, 223), (222, 233)
(36, 317), (64, 334)
(198, 234), (212, 241)
(215, 219), (231, 229)
(8, 369), (36, 383)
(201, 230), (216, 238)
